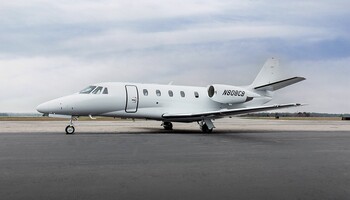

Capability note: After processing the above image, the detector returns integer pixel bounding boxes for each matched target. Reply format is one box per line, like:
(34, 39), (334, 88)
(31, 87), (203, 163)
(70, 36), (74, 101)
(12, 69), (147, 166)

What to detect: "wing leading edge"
(162, 103), (302, 120)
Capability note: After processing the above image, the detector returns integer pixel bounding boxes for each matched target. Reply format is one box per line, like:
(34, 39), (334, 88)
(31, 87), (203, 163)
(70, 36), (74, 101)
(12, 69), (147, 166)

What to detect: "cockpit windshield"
(79, 86), (97, 94)
(92, 86), (103, 94)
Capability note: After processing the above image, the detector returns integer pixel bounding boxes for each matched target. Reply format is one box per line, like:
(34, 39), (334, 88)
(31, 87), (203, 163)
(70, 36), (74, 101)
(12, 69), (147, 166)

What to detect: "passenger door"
(125, 85), (139, 113)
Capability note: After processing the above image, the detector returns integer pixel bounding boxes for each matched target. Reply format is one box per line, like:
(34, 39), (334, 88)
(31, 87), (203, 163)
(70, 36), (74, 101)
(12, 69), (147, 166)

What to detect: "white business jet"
(36, 58), (305, 134)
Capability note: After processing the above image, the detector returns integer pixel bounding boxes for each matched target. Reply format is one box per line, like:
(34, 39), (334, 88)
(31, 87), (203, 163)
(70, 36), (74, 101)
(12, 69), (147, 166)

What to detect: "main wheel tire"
(163, 122), (173, 130)
(65, 125), (75, 135)
(201, 124), (213, 133)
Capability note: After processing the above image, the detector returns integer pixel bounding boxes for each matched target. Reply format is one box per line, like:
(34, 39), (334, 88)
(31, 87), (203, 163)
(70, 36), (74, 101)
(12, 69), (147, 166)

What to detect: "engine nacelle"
(207, 84), (253, 104)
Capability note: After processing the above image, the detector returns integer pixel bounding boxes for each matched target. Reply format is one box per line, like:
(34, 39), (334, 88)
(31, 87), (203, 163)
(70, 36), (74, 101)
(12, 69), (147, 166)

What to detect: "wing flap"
(162, 103), (302, 119)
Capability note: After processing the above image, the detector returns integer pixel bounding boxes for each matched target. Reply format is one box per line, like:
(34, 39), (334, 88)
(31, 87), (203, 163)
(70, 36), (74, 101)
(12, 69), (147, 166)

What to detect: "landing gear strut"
(162, 122), (173, 130)
(65, 116), (77, 135)
(198, 119), (215, 133)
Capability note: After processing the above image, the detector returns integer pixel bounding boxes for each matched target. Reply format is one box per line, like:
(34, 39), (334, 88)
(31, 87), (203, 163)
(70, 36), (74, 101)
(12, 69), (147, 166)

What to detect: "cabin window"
(180, 91), (185, 97)
(156, 90), (161, 96)
(143, 89), (148, 96)
(103, 88), (109, 94)
(168, 90), (173, 97)
(80, 86), (96, 94)
(92, 86), (103, 94)
(194, 91), (199, 98)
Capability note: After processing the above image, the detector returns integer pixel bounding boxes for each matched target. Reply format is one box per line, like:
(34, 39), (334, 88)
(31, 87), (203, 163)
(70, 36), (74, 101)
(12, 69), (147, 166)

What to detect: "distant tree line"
(0, 113), (41, 117)
(241, 112), (349, 118)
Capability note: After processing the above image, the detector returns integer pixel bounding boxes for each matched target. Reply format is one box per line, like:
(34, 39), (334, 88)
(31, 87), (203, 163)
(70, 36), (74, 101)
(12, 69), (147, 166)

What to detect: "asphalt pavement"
(1, 128), (350, 200)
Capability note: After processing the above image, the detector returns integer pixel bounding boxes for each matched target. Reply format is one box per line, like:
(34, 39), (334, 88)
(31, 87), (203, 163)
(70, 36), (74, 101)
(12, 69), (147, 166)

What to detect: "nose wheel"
(65, 116), (77, 135)
(65, 125), (75, 134)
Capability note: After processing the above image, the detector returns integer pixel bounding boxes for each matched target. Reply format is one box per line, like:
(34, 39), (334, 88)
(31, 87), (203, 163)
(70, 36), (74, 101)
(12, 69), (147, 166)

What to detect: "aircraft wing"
(162, 103), (302, 120)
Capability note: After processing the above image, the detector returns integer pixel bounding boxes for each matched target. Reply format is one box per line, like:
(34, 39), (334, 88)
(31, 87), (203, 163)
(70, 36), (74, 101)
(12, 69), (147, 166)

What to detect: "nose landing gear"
(65, 116), (77, 135)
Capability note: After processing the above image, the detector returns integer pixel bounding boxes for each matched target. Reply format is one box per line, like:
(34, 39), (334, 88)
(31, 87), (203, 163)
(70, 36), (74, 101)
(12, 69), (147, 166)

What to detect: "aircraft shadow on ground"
(75, 127), (277, 135)
(73, 128), (285, 145)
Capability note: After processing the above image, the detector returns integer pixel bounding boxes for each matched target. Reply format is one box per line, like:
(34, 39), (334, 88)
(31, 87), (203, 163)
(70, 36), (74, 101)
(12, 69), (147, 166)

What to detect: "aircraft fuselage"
(37, 82), (269, 122)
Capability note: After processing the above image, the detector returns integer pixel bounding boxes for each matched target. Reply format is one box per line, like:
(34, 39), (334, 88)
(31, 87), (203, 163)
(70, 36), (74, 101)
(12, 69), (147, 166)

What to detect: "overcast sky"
(1, 0), (349, 113)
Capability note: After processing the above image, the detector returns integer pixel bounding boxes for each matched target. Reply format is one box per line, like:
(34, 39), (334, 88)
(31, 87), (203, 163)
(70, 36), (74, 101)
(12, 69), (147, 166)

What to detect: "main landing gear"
(161, 120), (215, 133)
(65, 116), (77, 135)
(198, 119), (215, 133)
(162, 122), (173, 130)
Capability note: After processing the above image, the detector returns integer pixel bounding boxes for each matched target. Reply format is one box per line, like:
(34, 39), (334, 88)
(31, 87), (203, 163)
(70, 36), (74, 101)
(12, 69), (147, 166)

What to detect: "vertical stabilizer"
(251, 58), (282, 88)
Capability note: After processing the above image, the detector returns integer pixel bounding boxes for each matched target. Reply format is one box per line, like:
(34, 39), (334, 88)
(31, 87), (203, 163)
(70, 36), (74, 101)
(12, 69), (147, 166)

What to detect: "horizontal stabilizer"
(254, 77), (306, 91)
(250, 58), (306, 91)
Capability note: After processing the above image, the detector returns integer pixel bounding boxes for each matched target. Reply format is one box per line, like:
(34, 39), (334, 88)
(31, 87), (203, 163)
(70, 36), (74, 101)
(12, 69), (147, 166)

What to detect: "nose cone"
(36, 102), (51, 114)
(37, 95), (74, 115)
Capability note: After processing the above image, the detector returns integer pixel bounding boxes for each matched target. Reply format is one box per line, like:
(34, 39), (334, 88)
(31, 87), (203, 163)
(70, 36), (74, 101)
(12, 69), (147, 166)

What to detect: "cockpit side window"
(92, 86), (103, 94)
(80, 86), (97, 94)
(103, 88), (108, 94)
